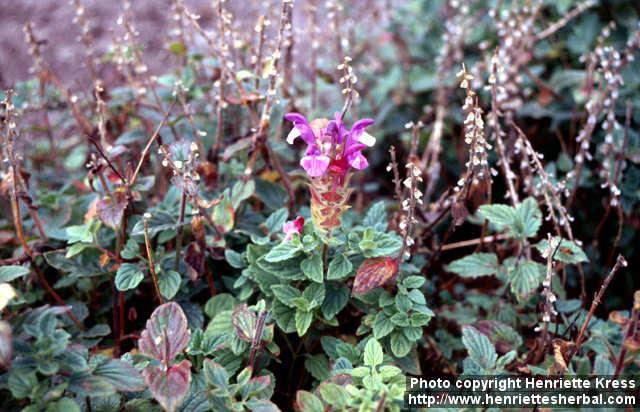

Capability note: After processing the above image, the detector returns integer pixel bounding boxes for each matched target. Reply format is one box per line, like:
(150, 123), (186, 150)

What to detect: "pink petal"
(300, 154), (330, 177)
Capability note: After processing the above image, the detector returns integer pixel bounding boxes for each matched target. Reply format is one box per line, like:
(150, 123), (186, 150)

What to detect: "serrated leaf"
(264, 208), (289, 234)
(120, 239), (139, 259)
(93, 358), (145, 392)
(321, 284), (349, 320)
(231, 304), (256, 342)
(139, 302), (190, 363)
(536, 236), (588, 264)
(509, 261), (545, 301)
(390, 332), (412, 357)
(204, 294), (238, 318)
(447, 253), (499, 278)
(327, 254), (353, 280)
(296, 390), (323, 412)
(302, 283), (325, 309)
(295, 310), (313, 336)
(159, 270), (181, 300)
(143, 360), (191, 412)
(304, 354), (330, 381)
(462, 325), (497, 370)
(319, 382), (349, 407)
(301, 253), (323, 283)
(97, 192), (128, 229)
(0, 265), (30, 282)
(514, 197), (542, 238)
(352, 256), (397, 294)
(264, 240), (301, 262)
(203, 359), (229, 388)
(271, 285), (302, 307)
(402, 275), (425, 289)
(115, 263), (144, 291)
(363, 338), (384, 367)
(478, 204), (516, 230)
(362, 201), (388, 231)
(373, 312), (395, 339)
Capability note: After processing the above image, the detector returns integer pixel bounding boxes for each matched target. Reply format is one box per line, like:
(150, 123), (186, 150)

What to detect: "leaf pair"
(138, 302), (191, 412)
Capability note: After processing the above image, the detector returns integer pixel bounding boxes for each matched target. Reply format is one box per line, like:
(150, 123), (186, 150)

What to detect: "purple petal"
(284, 112), (316, 145)
(346, 118), (375, 149)
(300, 154), (330, 177)
(347, 151), (369, 170)
(351, 118), (374, 136)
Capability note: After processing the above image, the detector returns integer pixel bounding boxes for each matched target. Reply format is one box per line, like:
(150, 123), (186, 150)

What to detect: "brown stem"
(143, 219), (164, 304)
(567, 255), (628, 363)
(129, 99), (177, 187)
(175, 189), (187, 271)
(247, 310), (268, 375)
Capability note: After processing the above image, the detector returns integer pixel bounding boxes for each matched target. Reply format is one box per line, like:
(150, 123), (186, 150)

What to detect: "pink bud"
(283, 216), (305, 240)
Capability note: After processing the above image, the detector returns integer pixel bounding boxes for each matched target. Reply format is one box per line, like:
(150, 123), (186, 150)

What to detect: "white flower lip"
(286, 127), (301, 144)
(359, 131), (376, 146)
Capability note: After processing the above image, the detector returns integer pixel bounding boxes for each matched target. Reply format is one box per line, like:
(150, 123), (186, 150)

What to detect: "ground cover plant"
(1, 0), (640, 410)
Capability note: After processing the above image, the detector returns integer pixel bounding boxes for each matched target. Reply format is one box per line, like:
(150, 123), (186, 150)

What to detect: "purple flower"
(284, 112), (375, 177)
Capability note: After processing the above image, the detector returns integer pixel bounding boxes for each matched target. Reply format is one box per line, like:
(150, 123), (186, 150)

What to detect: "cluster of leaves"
(0, 0), (639, 411)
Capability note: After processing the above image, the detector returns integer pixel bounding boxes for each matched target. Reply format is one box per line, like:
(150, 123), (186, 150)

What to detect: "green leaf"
(271, 285), (302, 307)
(65, 242), (92, 258)
(264, 208), (289, 234)
(115, 263), (144, 291)
(302, 283), (325, 309)
(205, 294), (239, 318)
(447, 253), (499, 277)
(390, 332), (412, 357)
(66, 223), (94, 243)
(121, 239), (139, 259)
(363, 338), (384, 367)
(319, 382), (349, 407)
(158, 270), (181, 300)
(264, 240), (301, 262)
(8, 369), (37, 399)
(46, 398), (81, 412)
(230, 179), (255, 210)
(321, 284), (349, 320)
(301, 253), (323, 283)
(402, 275), (425, 289)
(514, 197), (542, 238)
(509, 261), (545, 301)
(203, 359), (229, 388)
(373, 313), (395, 339)
(478, 204), (516, 230)
(536, 236), (588, 264)
(379, 365), (402, 379)
(224, 249), (245, 269)
(462, 325), (497, 370)
(304, 354), (330, 381)
(272, 301), (296, 333)
(295, 310), (313, 336)
(0, 265), (30, 282)
(296, 390), (324, 412)
(93, 358), (145, 392)
(363, 201), (388, 231)
(327, 254), (353, 280)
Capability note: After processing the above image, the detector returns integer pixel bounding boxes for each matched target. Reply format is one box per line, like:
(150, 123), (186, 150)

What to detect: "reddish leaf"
(352, 257), (397, 294)
(139, 302), (190, 364)
(143, 359), (191, 412)
(183, 242), (204, 282)
(97, 191), (128, 229)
